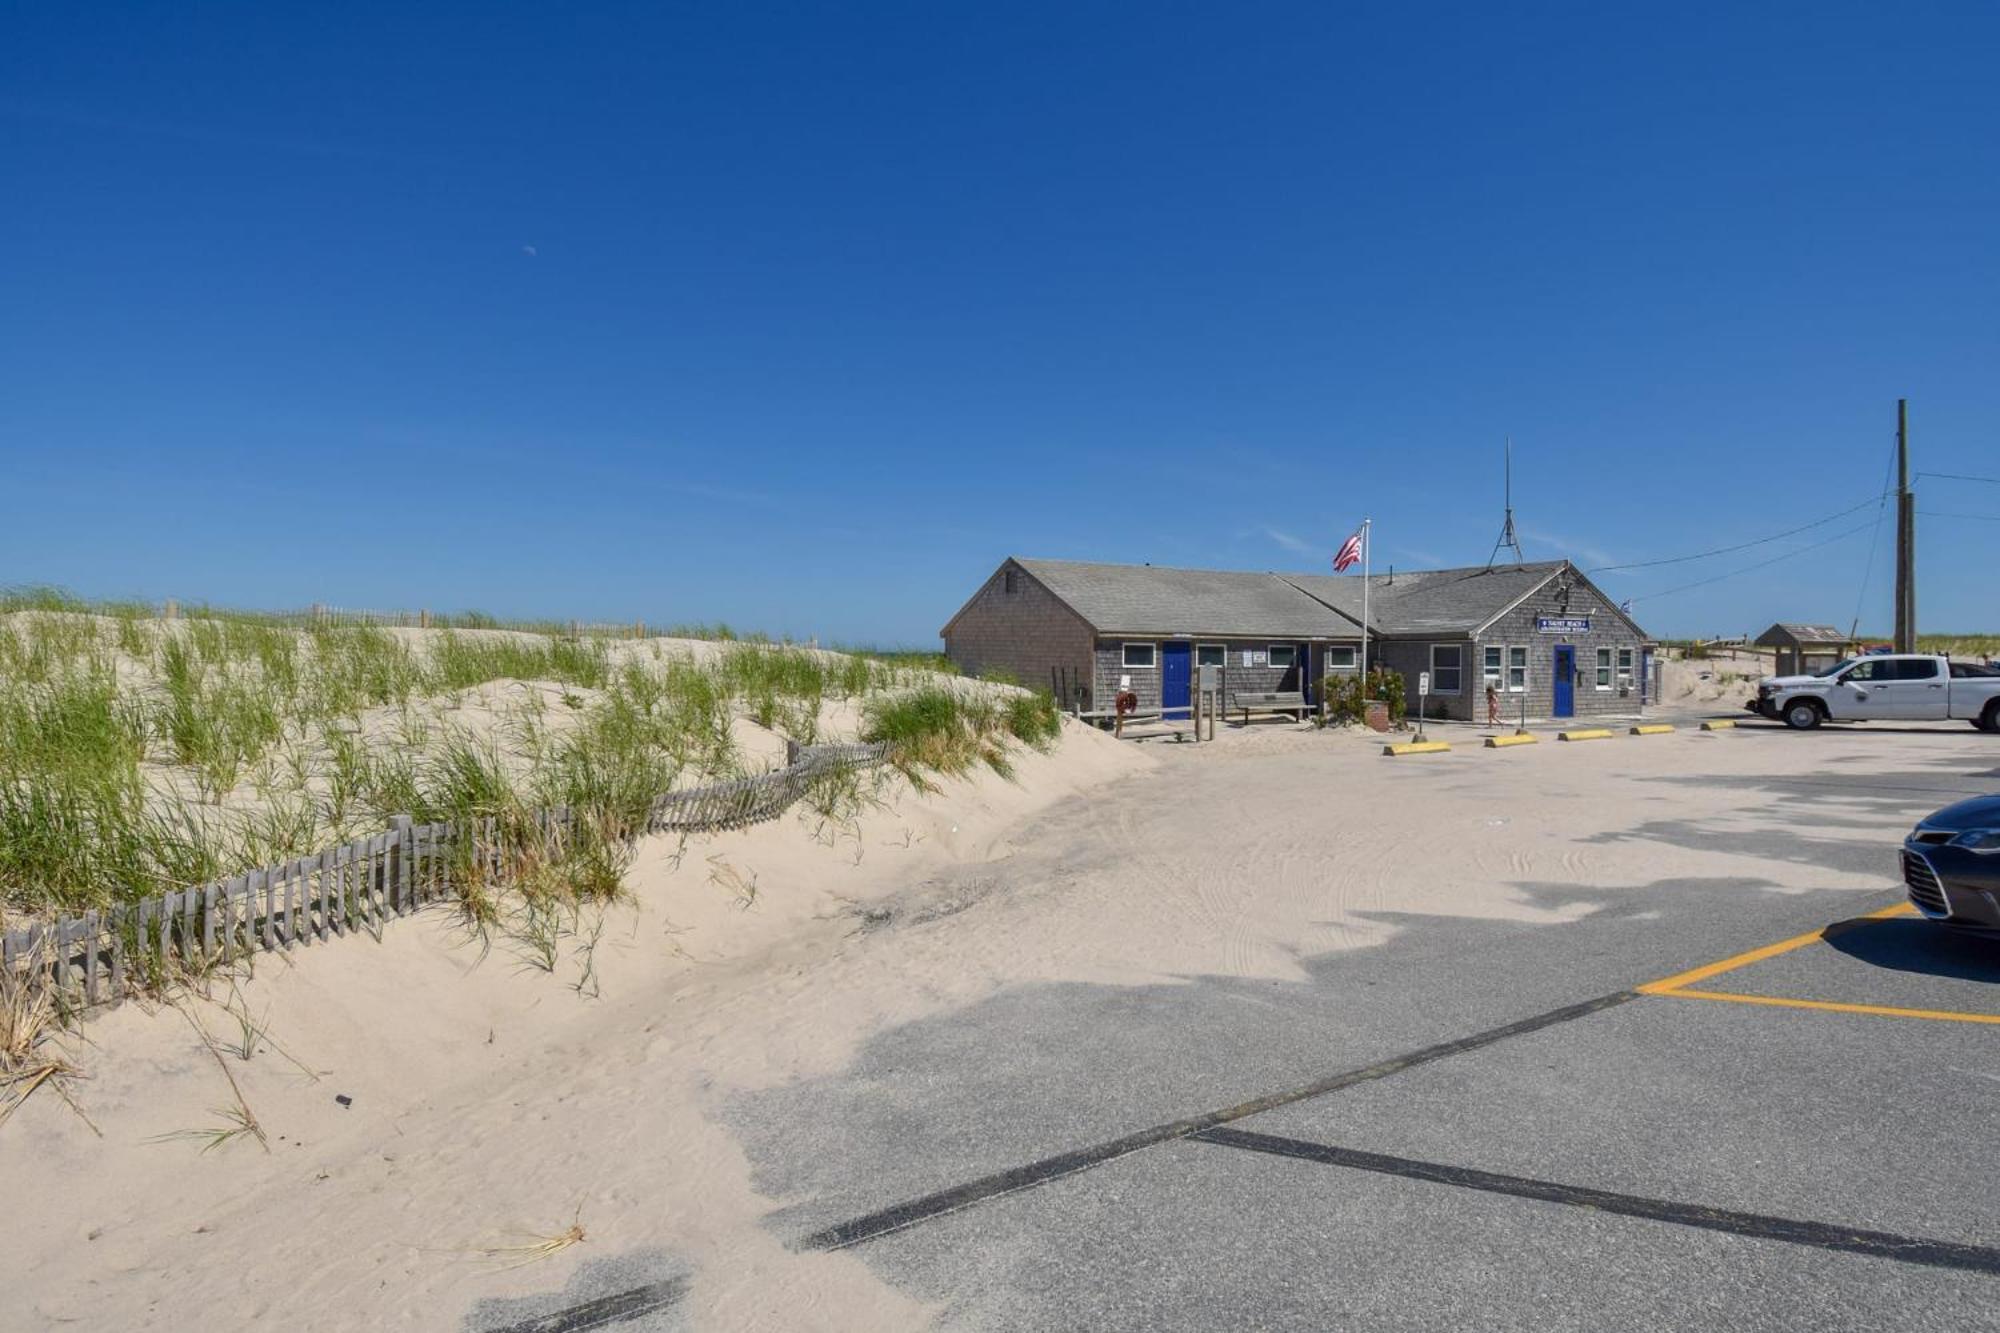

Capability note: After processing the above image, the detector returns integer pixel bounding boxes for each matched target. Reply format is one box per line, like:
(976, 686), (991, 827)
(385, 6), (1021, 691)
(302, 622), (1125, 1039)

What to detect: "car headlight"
(1949, 829), (2000, 853)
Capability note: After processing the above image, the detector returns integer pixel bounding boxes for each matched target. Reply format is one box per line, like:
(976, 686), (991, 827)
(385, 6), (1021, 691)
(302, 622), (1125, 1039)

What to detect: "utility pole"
(1893, 398), (1916, 653)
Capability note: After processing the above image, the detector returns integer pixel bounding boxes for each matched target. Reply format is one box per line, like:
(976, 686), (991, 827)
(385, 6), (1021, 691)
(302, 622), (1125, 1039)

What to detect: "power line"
(1920, 509), (2000, 522)
(1586, 494), (1883, 573)
(1849, 432), (1899, 638)
(1917, 471), (2000, 486)
(1623, 517), (1881, 606)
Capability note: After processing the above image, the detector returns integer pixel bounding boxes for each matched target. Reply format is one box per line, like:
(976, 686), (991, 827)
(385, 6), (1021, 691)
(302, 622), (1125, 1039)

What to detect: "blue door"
(1552, 645), (1576, 718)
(1162, 642), (1192, 719)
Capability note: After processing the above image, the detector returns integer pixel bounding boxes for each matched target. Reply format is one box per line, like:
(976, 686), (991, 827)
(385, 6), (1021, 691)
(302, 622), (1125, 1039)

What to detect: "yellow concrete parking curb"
(1557, 728), (1615, 742)
(1629, 724), (1675, 736)
(1485, 733), (1539, 748)
(1700, 720), (1737, 731)
(1383, 741), (1452, 756)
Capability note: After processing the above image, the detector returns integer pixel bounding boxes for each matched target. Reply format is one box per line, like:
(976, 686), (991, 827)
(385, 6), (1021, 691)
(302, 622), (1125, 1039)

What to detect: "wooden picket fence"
(0, 741), (888, 1013)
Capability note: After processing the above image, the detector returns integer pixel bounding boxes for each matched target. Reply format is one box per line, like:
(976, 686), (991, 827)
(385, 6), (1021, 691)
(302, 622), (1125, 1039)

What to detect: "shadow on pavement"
(1825, 917), (2000, 984)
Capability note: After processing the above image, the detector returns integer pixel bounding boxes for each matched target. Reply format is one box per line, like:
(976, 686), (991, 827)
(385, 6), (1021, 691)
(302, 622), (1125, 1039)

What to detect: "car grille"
(1903, 851), (1950, 918)
(1913, 830), (1955, 846)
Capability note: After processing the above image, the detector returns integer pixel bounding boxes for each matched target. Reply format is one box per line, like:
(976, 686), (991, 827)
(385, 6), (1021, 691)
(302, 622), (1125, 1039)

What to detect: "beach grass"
(862, 683), (1061, 785)
(0, 597), (1039, 924)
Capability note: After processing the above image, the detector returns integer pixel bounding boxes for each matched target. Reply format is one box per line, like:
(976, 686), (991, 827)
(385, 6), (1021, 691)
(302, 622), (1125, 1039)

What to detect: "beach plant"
(860, 683), (1055, 785)
(0, 937), (87, 1129)
(2, 592), (1027, 934)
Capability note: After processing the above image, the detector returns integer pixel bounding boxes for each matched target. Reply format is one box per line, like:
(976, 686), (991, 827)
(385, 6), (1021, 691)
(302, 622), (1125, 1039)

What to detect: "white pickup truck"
(1750, 654), (2000, 731)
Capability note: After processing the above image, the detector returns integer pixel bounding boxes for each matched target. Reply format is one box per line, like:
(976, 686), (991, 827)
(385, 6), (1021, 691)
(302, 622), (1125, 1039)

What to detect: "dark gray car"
(1904, 793), (2000, 931)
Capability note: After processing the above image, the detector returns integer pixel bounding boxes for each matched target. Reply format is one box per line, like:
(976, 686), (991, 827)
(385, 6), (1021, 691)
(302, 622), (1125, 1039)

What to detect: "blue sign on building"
(1536, 616), (1591, 634)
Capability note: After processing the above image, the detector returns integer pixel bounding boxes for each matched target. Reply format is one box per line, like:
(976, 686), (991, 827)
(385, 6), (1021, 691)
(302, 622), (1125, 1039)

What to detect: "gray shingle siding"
(1091, 637), (1326, 713)
(943, 556), (1651, 722)
(1467, 574), (1647, 722)
(940, 561), (1095, 705)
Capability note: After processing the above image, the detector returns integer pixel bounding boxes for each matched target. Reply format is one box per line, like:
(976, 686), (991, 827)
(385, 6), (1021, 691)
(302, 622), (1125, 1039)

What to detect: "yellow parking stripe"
(1663, 987), (2000, 1026)
(1636, 902), (1915, 994)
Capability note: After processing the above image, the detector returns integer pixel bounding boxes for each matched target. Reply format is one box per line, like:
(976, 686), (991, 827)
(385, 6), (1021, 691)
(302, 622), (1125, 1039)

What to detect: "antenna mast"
(1487, 436), (1525, 569)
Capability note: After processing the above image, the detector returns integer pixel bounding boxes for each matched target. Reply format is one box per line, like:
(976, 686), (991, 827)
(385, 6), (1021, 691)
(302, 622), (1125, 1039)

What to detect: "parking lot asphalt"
(797, 900), (2000, 1331)
(482, 722), (2000, 1332)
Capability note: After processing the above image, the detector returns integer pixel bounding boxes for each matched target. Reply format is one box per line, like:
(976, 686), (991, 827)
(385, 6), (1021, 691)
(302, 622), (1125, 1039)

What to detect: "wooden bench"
(1074, 706), (1166, 738)
(1231, 691), (1308, 725)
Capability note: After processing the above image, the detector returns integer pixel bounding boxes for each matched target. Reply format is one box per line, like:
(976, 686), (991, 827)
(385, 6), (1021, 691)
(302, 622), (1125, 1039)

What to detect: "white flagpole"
(1359, 518), (1371, 691)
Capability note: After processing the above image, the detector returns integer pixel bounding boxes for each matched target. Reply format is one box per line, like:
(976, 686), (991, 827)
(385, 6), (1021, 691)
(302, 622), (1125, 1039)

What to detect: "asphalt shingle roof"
(1757, 622), (1852, 646)
(1013, 559), (1351, 637)
(1283, 561), (1569, 635)
(1007, 557), (1594, 639)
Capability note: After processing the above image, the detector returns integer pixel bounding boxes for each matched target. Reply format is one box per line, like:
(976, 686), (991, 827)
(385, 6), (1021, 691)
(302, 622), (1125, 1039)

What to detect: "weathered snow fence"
(1, 742), (887, 1014)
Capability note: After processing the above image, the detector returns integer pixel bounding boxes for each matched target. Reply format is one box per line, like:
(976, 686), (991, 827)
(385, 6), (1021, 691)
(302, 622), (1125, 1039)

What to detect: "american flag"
(1333, 525), (1365, 572)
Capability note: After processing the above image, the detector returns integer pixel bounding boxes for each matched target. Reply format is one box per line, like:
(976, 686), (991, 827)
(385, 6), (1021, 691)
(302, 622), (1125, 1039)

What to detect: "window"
(1196, 644), (1226, 668)
(1122, 642), (1156, 669)
(1617, 648), (1634, 692)
(1483, 646), (1504, 690)
(1268, 645), (1297, 670)
(1595, 648), (1613, 689)
(1842, 659), (1888, 683)
(1889, 657), (1939, 681)
(1430, 644), (1462, 694)
(1507, 646), (1527, 692)
(1324, 645), (1357, 672)
(1003, 569), (1019, 594)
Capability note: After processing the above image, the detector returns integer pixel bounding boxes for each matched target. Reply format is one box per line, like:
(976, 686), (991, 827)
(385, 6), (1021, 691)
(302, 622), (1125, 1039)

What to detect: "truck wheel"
(1979, 702), (2000, 734)
(1783, 699), (1823, 731)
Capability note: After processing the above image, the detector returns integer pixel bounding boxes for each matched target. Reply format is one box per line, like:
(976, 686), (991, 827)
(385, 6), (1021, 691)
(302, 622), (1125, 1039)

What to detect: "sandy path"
(2, 721), (1933, 1330)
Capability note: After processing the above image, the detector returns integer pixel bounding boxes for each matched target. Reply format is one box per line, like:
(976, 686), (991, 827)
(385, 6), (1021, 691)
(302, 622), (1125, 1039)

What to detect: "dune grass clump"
(0, 936), (87, 1129)
(431, 631), (609, 695)
(1003, 689), (1062, 748)
(862, 683), (1061, 785)
(0, 594), (1040, 930)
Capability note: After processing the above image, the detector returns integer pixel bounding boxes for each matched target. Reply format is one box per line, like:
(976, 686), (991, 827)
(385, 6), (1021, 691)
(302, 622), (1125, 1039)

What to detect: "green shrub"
(1320, 667), (1407, 724)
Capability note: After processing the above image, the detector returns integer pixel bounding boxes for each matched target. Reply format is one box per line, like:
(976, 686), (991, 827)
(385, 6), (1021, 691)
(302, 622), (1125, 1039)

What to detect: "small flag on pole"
(1333, 525), (1365, 572)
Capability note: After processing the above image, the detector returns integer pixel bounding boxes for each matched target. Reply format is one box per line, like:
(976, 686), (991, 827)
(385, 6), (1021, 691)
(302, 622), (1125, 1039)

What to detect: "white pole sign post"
(1417, 671), (1431, 741)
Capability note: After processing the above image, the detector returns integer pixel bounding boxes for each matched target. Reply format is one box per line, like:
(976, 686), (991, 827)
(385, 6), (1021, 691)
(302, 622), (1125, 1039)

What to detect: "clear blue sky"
(4, 3), (1996, 644)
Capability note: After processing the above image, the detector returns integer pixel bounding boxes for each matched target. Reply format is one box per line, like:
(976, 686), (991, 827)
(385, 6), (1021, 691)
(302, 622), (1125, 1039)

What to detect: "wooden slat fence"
(1, 742), (887, 1014)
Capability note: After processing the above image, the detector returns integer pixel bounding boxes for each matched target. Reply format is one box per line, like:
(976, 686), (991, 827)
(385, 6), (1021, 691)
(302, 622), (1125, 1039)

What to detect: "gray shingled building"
(941, 556), (1653, 723)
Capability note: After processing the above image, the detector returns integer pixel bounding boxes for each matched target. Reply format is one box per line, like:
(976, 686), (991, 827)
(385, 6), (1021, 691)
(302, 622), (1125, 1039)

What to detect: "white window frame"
(1482, 646), (1504, 691)
(1323, 645), (1357, 673)
(1595, 647), (1614, 690)
(1507, 645), (1528, 693)
(1122, 642), (1157, 670)
(1616, 647), (1634, 692)
(1268, 644), (1297, 670)
(1196, 643), (1226, 668)
(1430, 644), (1463, 695)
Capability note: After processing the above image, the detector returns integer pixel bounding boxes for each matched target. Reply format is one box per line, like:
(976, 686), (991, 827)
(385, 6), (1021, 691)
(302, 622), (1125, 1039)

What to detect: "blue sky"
(3, 3), (1996, 644)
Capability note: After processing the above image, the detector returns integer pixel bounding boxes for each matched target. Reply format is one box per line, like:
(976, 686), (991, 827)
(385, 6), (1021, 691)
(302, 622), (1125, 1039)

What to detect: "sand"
(0, 715), (1914, 1329)
(1658, 648), (1770, 710)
